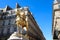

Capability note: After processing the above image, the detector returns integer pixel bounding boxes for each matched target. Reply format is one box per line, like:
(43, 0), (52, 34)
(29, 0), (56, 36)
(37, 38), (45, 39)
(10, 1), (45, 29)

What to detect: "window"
(11, 10), (15, 15)
(3, 20), (5, 26)
(0, 28), (2, 36)
(0, 20), (3, 25)
(11, 19), (15, 24)
(4, 20), (8, 25)
(2, 20), (9, 26)
(7, 26), (10, 34)
(8, 20), (11, 25)
(3, 27), (8, 35)
(59, 5), (60, 9)
(55, 17), (60, 31)
(2, 16), (4, 19)
(14, 26), (17, 31)
(10, 26), (14, 34)
(1, 28), (3, 36)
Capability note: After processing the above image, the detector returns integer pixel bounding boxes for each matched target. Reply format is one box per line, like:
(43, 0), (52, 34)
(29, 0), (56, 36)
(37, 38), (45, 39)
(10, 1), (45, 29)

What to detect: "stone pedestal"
(53, 39), (58, 40)
(7, 32), (29, 40)
(58, 34), (60, 40)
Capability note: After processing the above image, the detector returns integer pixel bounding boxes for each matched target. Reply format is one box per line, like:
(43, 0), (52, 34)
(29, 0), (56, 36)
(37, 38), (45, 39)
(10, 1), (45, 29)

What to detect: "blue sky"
(0, 0), (52, 40)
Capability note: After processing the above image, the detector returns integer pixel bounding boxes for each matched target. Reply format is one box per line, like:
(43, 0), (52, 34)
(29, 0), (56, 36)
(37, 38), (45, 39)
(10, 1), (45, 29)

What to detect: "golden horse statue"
(15, 9), (28, 36)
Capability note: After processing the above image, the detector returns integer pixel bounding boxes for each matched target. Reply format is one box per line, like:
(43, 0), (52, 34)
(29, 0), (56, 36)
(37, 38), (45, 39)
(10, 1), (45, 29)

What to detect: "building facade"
(0, 5), (17, 40)
(0, 3), (45, 40)
(52, 0), (60, 40)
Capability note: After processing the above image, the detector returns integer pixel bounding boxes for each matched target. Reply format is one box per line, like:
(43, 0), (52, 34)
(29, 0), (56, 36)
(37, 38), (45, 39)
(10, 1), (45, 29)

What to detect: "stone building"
(0, 5), (17, 40)
(52, 0), (60, 40)
(0, 3), (45, 40)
